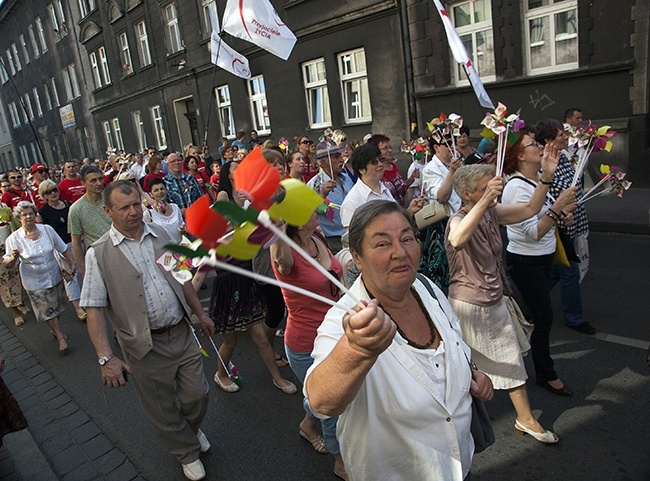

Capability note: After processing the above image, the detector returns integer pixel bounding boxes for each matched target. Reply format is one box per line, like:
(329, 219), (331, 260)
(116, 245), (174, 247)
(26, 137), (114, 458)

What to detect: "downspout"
(399, 0), (417, 138)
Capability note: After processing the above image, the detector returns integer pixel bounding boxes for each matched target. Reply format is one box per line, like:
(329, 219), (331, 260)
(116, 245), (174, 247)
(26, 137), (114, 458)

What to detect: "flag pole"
(203, 31), (224, 146)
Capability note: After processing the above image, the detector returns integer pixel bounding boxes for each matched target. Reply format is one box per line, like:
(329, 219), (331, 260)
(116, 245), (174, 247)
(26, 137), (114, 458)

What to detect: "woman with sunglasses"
(270, 210), (346, 480)
(38, 179), (86, 321)
(297, 136), (318, 182)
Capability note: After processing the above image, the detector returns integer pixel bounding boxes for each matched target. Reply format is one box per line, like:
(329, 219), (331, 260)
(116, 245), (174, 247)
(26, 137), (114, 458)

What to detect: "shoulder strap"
(509, 175), (537, 188)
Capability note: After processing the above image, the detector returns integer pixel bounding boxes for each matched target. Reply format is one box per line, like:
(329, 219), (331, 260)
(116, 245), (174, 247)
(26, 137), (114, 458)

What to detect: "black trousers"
(506, 252), (558, 382)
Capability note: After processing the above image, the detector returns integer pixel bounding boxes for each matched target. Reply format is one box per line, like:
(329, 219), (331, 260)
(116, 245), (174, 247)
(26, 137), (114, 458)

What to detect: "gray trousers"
(123, 321), (209, 464)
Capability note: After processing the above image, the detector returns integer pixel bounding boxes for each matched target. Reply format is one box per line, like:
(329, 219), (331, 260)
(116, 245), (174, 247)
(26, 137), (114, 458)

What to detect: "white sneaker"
(182, 459), (206, 480)
(196, 429), (211, 453)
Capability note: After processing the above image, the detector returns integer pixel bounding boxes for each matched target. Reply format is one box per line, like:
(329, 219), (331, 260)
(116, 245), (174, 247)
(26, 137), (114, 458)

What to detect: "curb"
(0, 320), (145, 481)
(590, 222), (650, 235)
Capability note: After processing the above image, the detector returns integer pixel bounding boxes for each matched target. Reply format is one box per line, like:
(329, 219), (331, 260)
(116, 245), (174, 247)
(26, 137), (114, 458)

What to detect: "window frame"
(135, 21), (152, 67)
(33, 87), (43, 117)
(19, 35), (30, 65)
(23, 93), (34, 120)
(202, 0), (219, 37)
(524, 0), (578, 75)
(449, 0), (496, 86)
(215, 85), (236, 139)
(6, 49), (16, 76)
(132, 110), (147, 151)
(28, 25), (40, 58)
(150, 105), (167, 149)
(302, 58), (332, 129)
(119, 32), (133, 75)
(43, 81), (52, 110)
(112, 118), (125, 151)
(98, 46), (111, 85)
(36, 17), (48, 53)
(337, 48), (372, 124)
(248, 75), (271, 136)
(102, 120), (114, 149)
(50, 77), (60, 107)
(89, 51), (102, 89)
(164, 3), (183, 54)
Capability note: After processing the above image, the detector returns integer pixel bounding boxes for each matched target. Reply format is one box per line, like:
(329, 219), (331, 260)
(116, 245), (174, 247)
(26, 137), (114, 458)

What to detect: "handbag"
(414, 200), (452, 229)
(43, 226), (74, 282)
(416, 274), (495, 453)
(505, 296), (533, 356)
(553, 224), (579, 267)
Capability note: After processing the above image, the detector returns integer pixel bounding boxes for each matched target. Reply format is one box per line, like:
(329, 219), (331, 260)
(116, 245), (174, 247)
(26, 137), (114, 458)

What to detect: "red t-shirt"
(272, 236), (342, 353)
(1, 188), (30, 209)
(143, 172), (167, 193)
(58, 178), (86, 204)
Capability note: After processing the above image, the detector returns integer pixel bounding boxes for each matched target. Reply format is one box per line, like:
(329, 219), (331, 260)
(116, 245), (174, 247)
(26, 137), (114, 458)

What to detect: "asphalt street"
(1, 231), (649, 481)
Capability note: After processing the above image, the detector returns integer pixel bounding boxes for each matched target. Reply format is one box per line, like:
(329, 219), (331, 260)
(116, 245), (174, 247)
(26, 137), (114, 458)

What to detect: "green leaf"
(200, 348), (211, 358)
(163, 243), (210, 259)
(212, 201), (259, 226)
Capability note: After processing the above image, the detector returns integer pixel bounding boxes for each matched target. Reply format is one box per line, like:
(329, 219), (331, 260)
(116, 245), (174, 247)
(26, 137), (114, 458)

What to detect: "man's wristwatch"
(98, 354), (113, 366)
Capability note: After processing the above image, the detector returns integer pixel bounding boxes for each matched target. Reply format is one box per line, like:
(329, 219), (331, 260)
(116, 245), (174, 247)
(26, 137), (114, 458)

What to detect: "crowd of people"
(0, 109), (598, 480)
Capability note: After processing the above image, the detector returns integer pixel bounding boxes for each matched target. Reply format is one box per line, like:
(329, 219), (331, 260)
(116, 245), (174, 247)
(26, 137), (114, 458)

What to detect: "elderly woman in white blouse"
(3, 201), (74, 352)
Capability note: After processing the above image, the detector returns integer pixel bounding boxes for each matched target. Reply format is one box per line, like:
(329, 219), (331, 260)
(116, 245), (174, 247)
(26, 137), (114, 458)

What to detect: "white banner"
(432, 0), (494, 109)
(210, 31), (251, 79)
(222, 0), (296, 61)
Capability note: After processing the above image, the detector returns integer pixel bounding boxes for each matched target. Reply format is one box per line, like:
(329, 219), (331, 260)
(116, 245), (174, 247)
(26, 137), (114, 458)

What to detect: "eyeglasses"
(524, 141), (543, 149)
(300, 140), (314, 145)
(367, 158), (382, 166)
(44, 188), (59, 195)
(9, 175), (22, 180)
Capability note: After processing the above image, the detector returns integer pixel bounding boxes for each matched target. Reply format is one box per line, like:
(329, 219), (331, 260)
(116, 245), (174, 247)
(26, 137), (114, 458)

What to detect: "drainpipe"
(399, 0), (417, 138)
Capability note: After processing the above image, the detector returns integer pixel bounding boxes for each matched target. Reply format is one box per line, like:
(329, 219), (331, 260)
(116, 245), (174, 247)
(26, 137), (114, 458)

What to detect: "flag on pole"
(222, 0), (296, 61)
(431, 0), (495, 109)
(210, 30), (251, 79)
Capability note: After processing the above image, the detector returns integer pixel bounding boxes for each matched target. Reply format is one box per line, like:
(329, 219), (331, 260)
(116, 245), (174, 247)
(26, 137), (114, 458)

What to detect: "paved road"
(1, 232), (649, 481)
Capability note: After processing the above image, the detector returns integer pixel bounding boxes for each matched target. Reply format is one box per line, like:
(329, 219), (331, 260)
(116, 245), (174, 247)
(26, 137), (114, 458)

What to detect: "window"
(6, 49), (16, 76)
(164, 3), (183, 53)
(302, 58), (331, 128)
(49, 4), (61, 39)
(11, 44), (21, 71)
(50, 77), (60, 106)
(19, 35), (30, 65)
(63, 67), (73, 100)
(0, 66), (7, 84)
(33, 87), (43, 116)
(525, 0), (578, 74)
(132, 110), (147, 151)
(202, 0), (219, 36)
(30, 143), (40, 163)
(8, 102), (20, 127)
(150, 105), (167, 149)
(112, 118), (125, 150)
(102, 121), (114, 149)
(89, 52), (102, 89)
(215, 85), (235, 138)
(248, 75), (271, 135)
(43, 82), (52, 110)
(78, 0), (96, 18)
(450, 0), (495, 84)
(135, 21), (152, 67)
(68, 64), (81, 98)
(23, 93), (34, 120)
(98, 46), (111, 84)
(19, 145), (29, 164)
(338, 48), (372, 123)
(36, 17), (48, 53)
(29, 25), (40, 58)
(119, 33), (133, 75)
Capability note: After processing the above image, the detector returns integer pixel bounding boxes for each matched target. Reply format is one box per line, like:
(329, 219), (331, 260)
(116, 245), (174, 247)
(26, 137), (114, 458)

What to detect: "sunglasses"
(44, 188), (59, 195)
(9, 175), (22, 179)
(300, 140), (314, 145)
(367, 158), (382, 166)
(35, 170), (48, 174)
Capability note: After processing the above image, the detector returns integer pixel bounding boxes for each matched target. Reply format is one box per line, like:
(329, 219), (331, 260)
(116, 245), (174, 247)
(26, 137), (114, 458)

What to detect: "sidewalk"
(585, 187), (650, 235)
(0, 319), (145, 481)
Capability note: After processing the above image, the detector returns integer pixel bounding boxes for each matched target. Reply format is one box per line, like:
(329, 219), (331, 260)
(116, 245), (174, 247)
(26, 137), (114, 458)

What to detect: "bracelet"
(540, 179), (553, 185)
(548, 208), (560, 219)
(545, 211), (558, 221)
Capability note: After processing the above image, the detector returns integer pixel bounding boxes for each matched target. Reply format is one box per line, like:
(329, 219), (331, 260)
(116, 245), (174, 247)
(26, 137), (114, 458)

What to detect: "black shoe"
(568, 322), (596, 335)
(536, 379), (574, 397)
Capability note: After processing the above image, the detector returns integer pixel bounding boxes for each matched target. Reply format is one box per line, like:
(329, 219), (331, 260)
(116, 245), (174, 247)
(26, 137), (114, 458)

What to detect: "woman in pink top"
(271, 211), (346, 480)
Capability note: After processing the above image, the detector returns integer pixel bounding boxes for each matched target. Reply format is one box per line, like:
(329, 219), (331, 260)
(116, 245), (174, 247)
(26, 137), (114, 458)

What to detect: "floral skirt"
(209, 270), (266, 334)
(27, 282), (67, 323)
(0, 264), (23, 309)
(418, 218), (449, 291)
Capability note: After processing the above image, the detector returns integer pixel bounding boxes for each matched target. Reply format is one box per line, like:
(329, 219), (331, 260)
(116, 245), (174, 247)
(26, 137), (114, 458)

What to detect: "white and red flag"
(432, 0), (494, 109)
(222, 0), (296, 61)
(210, 30), (251, 79)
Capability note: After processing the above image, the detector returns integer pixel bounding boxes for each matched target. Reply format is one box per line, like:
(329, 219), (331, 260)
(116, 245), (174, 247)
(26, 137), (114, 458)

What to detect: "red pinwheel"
(185, 195), (228, 249)
(232, 147), (280, 211)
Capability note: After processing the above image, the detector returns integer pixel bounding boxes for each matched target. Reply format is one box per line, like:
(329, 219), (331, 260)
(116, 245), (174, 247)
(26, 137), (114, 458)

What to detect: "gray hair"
(348, 200), (417, 256)
(103, 180), (140, 208)
(13, 201), (37, 218)
(453, 164), (494, 198)
(38, 179), (58, 198)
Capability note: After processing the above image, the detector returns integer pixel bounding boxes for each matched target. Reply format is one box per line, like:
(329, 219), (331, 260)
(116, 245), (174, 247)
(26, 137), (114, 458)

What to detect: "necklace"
(368, 285), (438, 349)
(309, 237), (320, 262)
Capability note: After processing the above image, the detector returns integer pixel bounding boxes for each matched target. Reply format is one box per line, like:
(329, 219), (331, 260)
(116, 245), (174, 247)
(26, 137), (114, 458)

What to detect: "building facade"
(0, 0), (648, 184)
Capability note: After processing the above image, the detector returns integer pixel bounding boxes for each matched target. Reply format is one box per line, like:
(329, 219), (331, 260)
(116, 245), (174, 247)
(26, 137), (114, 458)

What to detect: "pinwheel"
(480, 102), (524, 177)
(426, 112), (463, 159)
(578, 164), (631, 204)
(566, 123), (616, 187)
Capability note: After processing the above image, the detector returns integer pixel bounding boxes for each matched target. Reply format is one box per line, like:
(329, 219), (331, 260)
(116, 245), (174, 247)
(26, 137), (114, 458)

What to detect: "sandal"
(299, 430), (328, 454)
(57, 336), (68, 353)
(275, 353), (289, 368)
